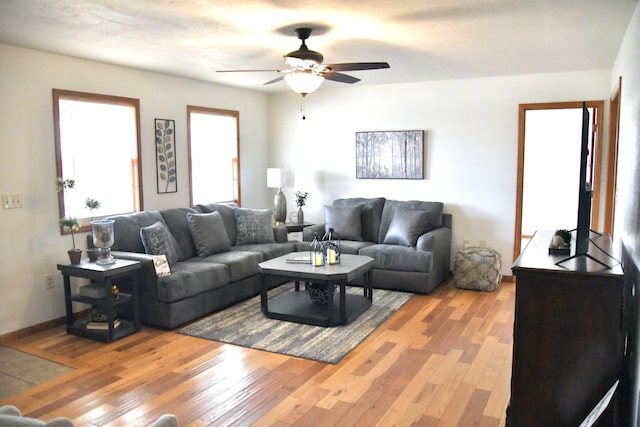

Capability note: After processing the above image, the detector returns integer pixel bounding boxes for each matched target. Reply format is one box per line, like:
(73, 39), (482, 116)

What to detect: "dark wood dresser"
(508, 230), (624, 426)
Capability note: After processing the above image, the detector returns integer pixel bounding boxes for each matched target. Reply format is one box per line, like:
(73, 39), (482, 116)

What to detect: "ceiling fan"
(217, 27), (390, 96)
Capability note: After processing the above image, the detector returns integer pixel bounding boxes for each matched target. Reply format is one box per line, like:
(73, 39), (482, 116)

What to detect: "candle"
(328, 248), (336, 264)
(314, 253), (323, 266)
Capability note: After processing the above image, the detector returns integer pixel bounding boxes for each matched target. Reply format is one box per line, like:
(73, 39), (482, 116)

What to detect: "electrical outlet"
(463, 239), (471, 249)
(45, 274), (54, 290)
(2, 193), (23, 209)
(479, 240), (487, 248)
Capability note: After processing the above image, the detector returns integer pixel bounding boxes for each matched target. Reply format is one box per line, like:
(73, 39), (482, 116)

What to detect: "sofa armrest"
(416, 226), (452, 273)
(302, 223), (325, 241)
(273, 225), (288, 243)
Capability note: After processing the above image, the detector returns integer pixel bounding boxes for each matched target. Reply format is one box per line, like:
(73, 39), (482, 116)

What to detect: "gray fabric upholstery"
(0, 405), (73, 426)
(333, 197), (386, 243)
(304, 198), (451, 294)
(378, 200), (443, 243)
(234, 208), (275, 244)
(194, 202), (239, 245)
(108, 210), (165, 253)
(324, 204), (363, 241)
(156, 261), (229, 303)
(160, 207), (199, 260)
(383, 207), (429, 247)
(187, 211), (231, 256)
(231, 242), (298, 260)
(196, 250), (263, 282)
(140, 221), (180, 266)
(359, 244), (433, 273)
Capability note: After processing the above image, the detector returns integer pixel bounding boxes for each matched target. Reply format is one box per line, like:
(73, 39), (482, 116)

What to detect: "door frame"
(603, 77), (622, 236)
(513, 100), (605, 261)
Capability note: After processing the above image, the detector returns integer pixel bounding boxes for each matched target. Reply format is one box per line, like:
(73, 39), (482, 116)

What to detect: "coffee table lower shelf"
(265, 289), (371, 327)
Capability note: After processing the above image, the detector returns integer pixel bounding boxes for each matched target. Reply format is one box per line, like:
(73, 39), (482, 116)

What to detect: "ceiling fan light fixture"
(284, 71), (324, 95)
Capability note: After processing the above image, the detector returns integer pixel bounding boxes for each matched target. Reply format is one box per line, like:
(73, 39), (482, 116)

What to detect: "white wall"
(0, 44), (269, 335)
(268, 70), (613, 276)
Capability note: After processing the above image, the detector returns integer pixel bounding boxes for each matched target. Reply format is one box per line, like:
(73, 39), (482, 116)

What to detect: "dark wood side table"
(284, 222), (314, 233)
(58, 258), (141, 343)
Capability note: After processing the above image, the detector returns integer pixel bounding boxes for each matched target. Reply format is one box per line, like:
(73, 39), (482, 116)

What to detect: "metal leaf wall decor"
(155, 119), (177, 193)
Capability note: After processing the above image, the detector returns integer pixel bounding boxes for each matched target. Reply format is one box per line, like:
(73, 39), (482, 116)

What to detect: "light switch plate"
(2, 193), (23, 209)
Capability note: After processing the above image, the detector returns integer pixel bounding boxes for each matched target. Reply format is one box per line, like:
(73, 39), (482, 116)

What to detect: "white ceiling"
(0, 0), (637, 92)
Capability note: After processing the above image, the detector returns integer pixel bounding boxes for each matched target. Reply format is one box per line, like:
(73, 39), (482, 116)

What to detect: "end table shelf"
(58, 259), (141, 343)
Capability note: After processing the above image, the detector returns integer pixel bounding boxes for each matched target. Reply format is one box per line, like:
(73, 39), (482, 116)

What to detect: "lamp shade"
(267, 168), (294, 189)
(284, 71), (324, 95)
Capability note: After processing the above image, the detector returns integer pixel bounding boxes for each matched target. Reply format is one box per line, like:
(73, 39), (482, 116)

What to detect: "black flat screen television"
(575, 102), (593, 256)
(556, 102), (614, 269)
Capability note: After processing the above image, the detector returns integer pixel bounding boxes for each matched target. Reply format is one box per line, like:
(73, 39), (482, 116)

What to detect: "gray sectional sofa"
(104, 198), (451, 329)
(302, 198), (452, 294)
(107, 203), (296, 329)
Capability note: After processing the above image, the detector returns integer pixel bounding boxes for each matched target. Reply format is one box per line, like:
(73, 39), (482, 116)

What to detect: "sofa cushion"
(107, 210), (165, 253)
(234, 208), (275, 245)
(333, 197), (386, 243)
(160, 208), (199, 260)
(383, 207), (429, 247)
(378, 200), (444, 243)
(139, 221), (180, 266)
(231, 242), (298, 260)
(324, 205), (363, 241)
(196, 250), (263, 282)
(359, 244), (433, 273)
(156, 261), (229, 302)
(194, 202), (239, 245)
(187, 211), (231, 257)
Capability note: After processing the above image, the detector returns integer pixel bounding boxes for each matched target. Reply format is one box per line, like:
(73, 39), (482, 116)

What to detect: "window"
(187, 106), (240, 206)
(53, 89), (142, 232)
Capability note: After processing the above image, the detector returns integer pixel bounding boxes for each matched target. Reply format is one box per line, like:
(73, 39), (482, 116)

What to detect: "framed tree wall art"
(356, 130), (424, 179)
(155, 118), (177, 193)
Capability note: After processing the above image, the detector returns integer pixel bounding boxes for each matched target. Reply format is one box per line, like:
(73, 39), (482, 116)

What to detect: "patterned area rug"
(179, 284), (413, 364)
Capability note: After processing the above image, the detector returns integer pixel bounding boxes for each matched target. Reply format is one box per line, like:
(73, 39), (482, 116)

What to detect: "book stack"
(79, 283), (107, 299)
(86, 318), (121, 330)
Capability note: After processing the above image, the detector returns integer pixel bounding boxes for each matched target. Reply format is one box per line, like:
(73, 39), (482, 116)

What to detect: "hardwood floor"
(0, 278), (514, 426)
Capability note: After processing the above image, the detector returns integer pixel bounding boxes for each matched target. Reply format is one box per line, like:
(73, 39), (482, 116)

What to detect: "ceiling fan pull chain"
(300, 94), (306, 120)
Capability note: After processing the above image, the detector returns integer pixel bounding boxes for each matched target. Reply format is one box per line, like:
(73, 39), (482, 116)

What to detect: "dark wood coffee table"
(258, 253), (374, 327)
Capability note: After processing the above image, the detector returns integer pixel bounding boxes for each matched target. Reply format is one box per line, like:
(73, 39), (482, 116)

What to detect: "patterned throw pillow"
(140, 221), (180, 266)
(383, 208), (429, 247)
(187, 211), (231, 257)
(234, 208), (275, 245)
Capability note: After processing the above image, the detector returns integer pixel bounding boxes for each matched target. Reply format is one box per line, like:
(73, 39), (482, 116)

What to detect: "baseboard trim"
(0, 310), (88, 342)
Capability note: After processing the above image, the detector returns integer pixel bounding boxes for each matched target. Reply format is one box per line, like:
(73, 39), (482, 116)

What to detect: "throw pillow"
(187, 211), (231, 257)
(324, 205), (363, 241)
(140, 221), (180, 266)
(383, 207), (430, 247)
(234, 208), (275, 245)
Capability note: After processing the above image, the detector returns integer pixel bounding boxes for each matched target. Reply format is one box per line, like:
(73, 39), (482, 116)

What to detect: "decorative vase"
(297, 207), (304, 224)
(307, 283), (337, 305)
(67, 249), (82, 264)
(86, 247), (100, 262)
(92, 219), (115, 265)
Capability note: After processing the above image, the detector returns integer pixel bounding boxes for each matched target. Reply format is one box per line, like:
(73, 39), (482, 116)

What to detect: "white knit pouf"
(454, 247), (502, 291)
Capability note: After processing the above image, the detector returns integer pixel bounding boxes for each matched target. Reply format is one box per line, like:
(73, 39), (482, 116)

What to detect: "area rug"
(179, 284), (413, 364)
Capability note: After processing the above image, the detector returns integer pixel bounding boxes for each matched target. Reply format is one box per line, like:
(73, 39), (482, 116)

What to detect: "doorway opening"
(513, 101), (605, 260)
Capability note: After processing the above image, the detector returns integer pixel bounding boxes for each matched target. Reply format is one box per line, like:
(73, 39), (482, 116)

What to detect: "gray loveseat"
(302, 198), (452, 294)
(106, 203), (296, 329)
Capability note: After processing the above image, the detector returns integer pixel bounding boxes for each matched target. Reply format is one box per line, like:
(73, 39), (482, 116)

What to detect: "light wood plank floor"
(0, 278), (514, 426)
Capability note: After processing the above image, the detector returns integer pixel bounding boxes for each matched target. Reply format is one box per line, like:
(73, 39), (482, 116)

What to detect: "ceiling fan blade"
(324, 62), (390, 72)
(324, 72), (361, 84)
(264, 76), (285, 85)
(216, 69), (281, 73)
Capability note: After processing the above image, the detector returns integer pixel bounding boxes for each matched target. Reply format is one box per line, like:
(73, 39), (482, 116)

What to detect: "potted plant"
(59, 217), (82, 264)
(85, 198), (102, 261)
(56, 177), (82, 263)
(295, 191), (308, 224)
